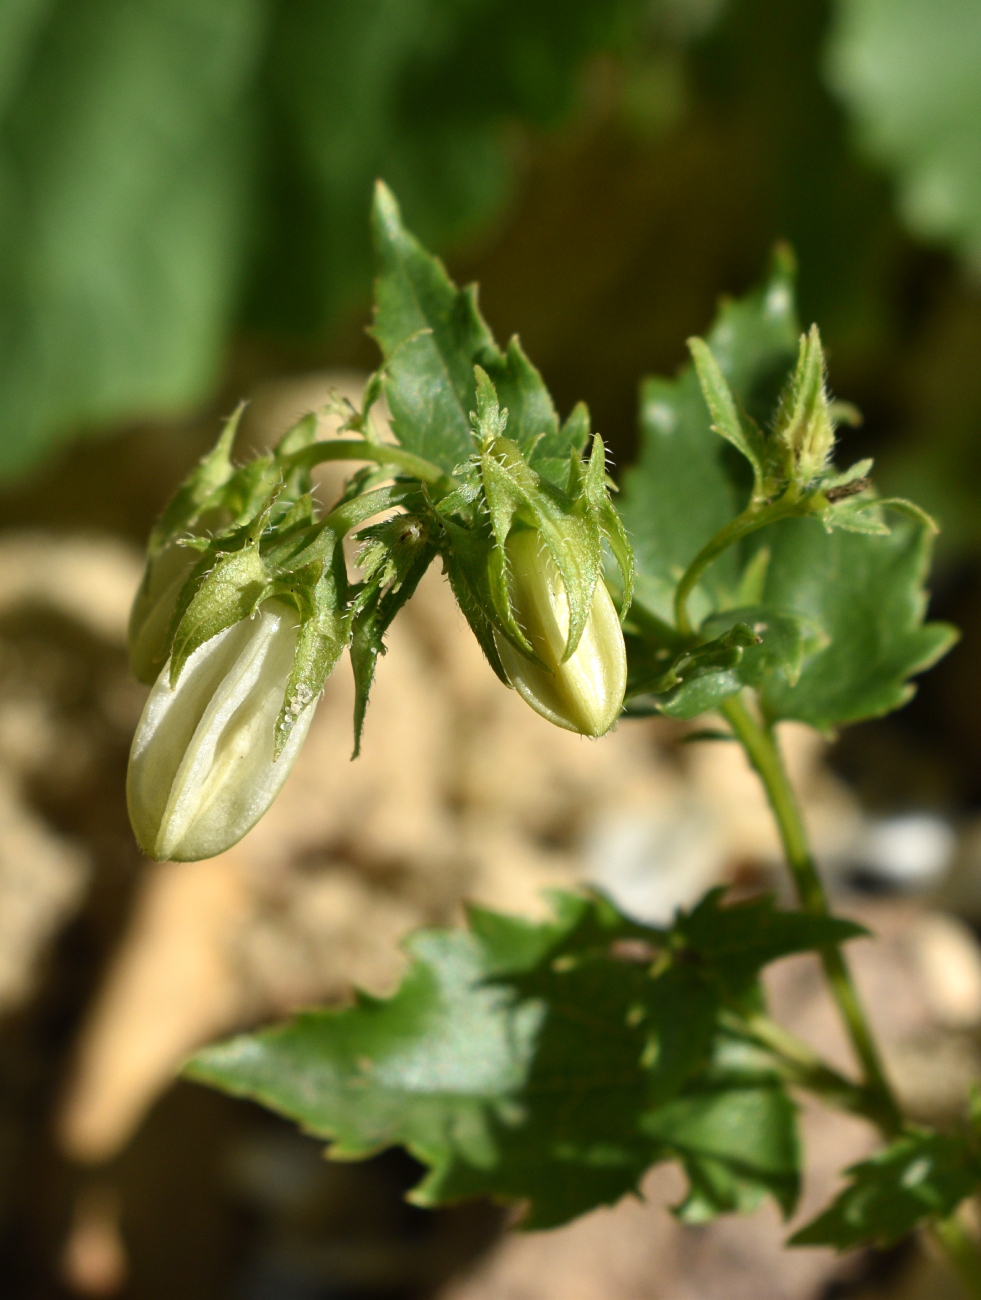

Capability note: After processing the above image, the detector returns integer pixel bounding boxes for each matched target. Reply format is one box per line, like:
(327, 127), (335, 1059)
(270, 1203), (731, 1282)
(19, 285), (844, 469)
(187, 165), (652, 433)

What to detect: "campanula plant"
(126, 186), (981, 1293)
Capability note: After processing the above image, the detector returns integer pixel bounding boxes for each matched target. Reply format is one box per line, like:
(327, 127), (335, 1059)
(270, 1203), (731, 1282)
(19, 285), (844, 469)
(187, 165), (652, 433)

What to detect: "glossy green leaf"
(790, 1130), (981, 1250)
(756, 515), (958, 729)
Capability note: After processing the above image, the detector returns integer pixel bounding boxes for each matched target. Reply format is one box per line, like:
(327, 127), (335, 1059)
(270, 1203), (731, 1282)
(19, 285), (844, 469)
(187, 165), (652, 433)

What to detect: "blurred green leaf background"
(1, 0), (978, 495)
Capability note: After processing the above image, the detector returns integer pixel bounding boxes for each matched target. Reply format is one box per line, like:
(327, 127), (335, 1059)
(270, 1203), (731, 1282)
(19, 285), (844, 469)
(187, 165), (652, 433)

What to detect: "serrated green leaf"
(370, 182), (581, 484)
(756, 515), (959, 729)
(674, 888), (867, 992)
(790, 1131), (981, 1250)
(189, 897), (661, 1229)
(188, 887), (872, 1229)
(620, 250), (799, 624)
(620, 250), (955, 729)
(701, 607), (824, 690)
(644, 1064), (800, 1222)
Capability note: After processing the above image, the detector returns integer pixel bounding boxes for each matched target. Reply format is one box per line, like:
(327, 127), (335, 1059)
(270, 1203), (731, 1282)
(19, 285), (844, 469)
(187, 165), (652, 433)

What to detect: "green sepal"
(688, 337), (767, 496)
(274, 411), (320, 459)
(169, 538), (272, 686)
(533, 400), (591, 486)
(147, 402), (243, 557)
(212, 455), (282, 535)
(818, 457), (873, 494)
(790, 1131), (981, 1250)
(480, 439), (601, 665)
(771, 325), (836, 487)
(700, 608), (827, 689)
(270, 550), (350, 758)
(349, 514), (439, 756)
(626, 622), (760, 719)
(472, 369), (628, 666)
(439, 519), (509, 685)
(820, 492), (891, 536)
(272, 411), (322, 500)
(634, 602), (823, 719)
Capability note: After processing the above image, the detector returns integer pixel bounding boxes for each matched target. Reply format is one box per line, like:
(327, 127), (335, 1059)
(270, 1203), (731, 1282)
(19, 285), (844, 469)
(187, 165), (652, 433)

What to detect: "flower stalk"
(720, 689), (981, 1288)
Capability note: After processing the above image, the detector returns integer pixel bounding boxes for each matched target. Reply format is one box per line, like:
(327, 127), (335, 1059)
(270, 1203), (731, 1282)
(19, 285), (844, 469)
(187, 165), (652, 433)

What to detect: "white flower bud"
(127, 600), (316, 861)
(127, 542), (199, 685)
(493, 528), (626, 737)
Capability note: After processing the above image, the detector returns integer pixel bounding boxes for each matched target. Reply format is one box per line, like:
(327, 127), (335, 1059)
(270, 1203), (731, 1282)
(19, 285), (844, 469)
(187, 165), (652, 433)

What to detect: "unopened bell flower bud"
(127, 600), (316, 862)
(493, 528), (626, 737)
(128, 541), (200, 685)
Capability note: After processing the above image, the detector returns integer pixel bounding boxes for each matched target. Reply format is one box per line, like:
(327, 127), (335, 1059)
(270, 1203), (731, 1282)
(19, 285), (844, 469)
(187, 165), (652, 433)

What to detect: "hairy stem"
(674, 495), (804, 638)
(719, 690), (981, 1289)
(719, 1009), (880, 1122)
(284, 438), (455, 492)
(720, 691), (901, 1131)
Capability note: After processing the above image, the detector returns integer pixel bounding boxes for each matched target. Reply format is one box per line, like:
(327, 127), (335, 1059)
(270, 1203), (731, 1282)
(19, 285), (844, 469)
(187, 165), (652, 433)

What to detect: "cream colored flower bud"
(127, 542), (199, 685)
(127, 601), (316, 862)
(493, 529), (626, 737)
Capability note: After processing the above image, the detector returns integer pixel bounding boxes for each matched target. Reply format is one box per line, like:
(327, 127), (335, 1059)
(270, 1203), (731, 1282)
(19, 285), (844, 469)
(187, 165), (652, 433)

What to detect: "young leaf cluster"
(619, 249), (957, 728)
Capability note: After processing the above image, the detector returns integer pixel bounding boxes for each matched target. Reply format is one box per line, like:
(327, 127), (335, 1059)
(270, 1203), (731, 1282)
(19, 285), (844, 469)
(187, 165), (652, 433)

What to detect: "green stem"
(932, 1216), (981, 1299)
(719, 690), (981, 1290)
(284, 438), (455, 493)
(719, 691), (903, 1136)
(720, 1009), (881, 1123)
(674, 495), (804, 638)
